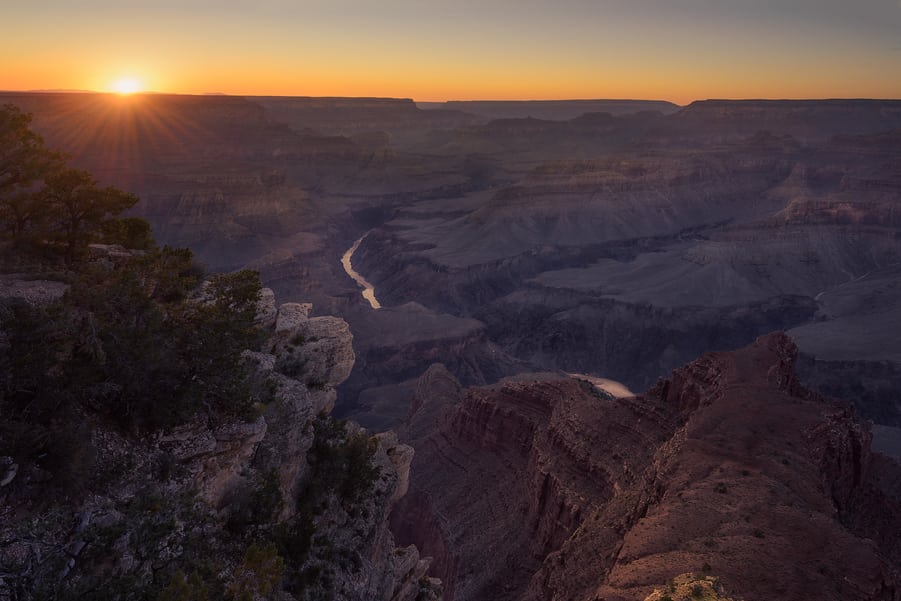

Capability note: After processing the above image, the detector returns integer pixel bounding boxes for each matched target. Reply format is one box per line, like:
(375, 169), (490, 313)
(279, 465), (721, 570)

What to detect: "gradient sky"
(2, 0), (900, 103)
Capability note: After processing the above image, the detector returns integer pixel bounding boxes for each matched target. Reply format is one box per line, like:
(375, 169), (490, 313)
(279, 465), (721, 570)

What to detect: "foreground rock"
(0, 296), (439, 601)
(394, 332), (901, 601)
(0, 275), (68, 306)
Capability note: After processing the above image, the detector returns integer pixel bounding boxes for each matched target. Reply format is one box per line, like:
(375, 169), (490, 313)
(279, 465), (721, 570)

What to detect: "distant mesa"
(22, 88), (97, 94)
(420, 99), (682, 120)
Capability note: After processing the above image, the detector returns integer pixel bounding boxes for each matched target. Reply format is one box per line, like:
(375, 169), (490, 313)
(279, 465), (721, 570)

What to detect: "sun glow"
(111, 77), (143, 95)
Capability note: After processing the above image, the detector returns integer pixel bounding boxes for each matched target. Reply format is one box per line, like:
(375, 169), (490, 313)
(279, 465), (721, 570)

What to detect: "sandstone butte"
(393, 332), (901, 601)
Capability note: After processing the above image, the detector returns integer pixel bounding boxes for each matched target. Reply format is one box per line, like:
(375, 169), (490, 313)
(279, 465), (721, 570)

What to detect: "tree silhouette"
(1, 104), (148, 263)
(43, 168), (139, 263)
(0, 104), (63, 241)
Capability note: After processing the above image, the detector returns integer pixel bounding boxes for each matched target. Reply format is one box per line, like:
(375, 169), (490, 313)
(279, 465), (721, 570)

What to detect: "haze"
(3, 0), (901, 102)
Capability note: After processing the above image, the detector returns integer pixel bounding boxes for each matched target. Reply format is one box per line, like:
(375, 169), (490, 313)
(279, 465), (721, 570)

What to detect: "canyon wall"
(395, 333), (901, 600)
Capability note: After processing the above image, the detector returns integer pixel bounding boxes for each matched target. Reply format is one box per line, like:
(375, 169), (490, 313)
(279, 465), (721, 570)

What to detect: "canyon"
(393, 333), (901, 600)
(4, 91), (901, 599)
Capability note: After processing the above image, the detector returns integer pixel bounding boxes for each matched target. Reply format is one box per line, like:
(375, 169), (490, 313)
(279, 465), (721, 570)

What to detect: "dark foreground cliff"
(394, 333), (901, 601)
(0, 282), (439, 601)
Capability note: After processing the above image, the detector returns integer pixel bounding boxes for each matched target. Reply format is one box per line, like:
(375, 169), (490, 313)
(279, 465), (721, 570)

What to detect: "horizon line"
(3, 90), (901, 105)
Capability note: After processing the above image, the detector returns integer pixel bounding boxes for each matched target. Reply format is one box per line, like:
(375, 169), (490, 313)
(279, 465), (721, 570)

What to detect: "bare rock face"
(295, 316), (356, 387)
(404, 363), (465, 438)
(273, 302), (355, 393)
(275, 301), (313, 333)
(377, 431), (415, 503)
(158, 416), (268, 507)
(255, 286), (278, 328)
(644, 574), (736, 601)
(321, 429), (439, 601)
(0, 275), (68, 306)
(397, 332), (901, 601)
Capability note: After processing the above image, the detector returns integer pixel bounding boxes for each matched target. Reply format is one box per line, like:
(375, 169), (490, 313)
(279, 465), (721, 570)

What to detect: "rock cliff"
(0, 289), (439, 601)
(395, 333), (901, 601)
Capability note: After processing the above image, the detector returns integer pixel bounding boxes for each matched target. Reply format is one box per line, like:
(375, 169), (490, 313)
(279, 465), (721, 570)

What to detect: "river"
(341, 232), (381, 309)
(567, 373), (635, 398)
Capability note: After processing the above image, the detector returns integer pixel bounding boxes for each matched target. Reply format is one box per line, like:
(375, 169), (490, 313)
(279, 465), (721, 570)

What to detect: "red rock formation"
(395, 333), (901, 601)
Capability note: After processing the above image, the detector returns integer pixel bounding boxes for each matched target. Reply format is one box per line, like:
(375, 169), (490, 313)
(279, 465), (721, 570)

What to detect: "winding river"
(341, 232), (381, 309)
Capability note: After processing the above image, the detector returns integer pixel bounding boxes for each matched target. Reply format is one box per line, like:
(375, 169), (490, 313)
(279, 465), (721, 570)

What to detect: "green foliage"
(249, 470), (284, 523)
(0, 104), (65, 242)
(42, 167), (139, 263)
(304, 415), (381, 509)
(275, 352), (306, 378)
(227, 469), (284, 532)
(158, 571), (211, 601)
(0, 104), (143, 265)
(49, 258), (263, 430)
(273, 514), (315, 574)
(101, 216), (155, 250)
(135, 245), (204, 303)
(0, 299), (99, 497)
(228, 543), (285, 601)
(174, 269), (264, 420)
(1, 253), (266, 498)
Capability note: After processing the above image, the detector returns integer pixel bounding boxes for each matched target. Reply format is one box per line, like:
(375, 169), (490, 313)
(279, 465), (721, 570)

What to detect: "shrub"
(227, 469), (284, 532)
(158, 571), (210, 601)
(304, 415), (381, 509)
(100, 216), (154, 250)
(228, 543), (285, 601)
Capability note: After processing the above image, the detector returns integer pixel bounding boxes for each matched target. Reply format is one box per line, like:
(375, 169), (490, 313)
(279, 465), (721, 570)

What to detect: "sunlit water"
(341, 232), (381, 309)
(567, 373), (635, 398)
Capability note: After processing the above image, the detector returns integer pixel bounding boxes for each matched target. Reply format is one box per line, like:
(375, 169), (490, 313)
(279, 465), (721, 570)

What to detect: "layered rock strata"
(395, 333), (901, 601)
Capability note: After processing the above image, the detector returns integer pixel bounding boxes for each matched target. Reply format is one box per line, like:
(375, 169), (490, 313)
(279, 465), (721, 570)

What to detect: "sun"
(111, 77), (143, 95)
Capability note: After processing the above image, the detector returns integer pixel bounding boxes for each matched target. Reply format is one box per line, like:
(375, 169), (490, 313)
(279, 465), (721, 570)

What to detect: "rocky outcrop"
(670, 99), (901, 142)
(0, 275), (68, 306)
(436, 100), (681, 121)
(158, 416), (269, 507)
(251, 96), (476, 136)
(271, 302), (356, 414)
(643, 574), (736, 601)
(0, 295), (438, 601)
(397, 332), (901, 601)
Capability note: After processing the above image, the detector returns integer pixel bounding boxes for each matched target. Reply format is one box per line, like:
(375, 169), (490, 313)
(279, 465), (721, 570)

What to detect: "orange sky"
(3, 1), (901, 104)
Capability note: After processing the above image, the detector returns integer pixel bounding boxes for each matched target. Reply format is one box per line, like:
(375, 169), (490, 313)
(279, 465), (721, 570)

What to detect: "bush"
(1, 249), (267, 500)
(158, 571), (210, 601)
(228, 543), (285, 601)
(304, 415), (381, 509)
(227, 469), (284, 532)
(101, 216), (154, 250)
